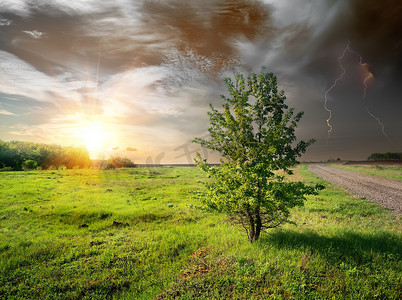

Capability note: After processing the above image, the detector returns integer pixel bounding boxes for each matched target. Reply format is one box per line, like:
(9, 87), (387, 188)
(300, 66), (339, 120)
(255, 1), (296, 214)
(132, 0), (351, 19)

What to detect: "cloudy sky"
(0, 0), (401, 163)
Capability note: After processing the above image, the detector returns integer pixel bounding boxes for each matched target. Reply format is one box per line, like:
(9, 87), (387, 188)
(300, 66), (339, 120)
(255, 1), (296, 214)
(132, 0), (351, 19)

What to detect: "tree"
(22, 159), (38, 170)
(0, 140), (92, 170)
(368, 152), (402, 161)
(193, 69), (323, 242)
(108, 156), (137, 168)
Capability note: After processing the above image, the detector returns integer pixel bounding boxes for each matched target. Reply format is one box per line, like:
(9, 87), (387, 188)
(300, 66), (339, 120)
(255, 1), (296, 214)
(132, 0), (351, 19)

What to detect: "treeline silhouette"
(0, 140), (91, 170)
(367, 152), (402, 161)
(94, 156), (137, 169)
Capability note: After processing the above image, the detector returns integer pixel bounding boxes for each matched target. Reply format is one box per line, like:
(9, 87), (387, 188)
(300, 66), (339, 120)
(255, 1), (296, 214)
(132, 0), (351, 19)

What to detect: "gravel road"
(308, 164), (402, 214)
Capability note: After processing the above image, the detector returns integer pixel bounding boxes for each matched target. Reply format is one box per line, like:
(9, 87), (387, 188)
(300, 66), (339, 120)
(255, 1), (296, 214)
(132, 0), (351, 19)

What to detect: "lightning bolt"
(324, 41), (389, 143)
(360, 64), (389, 138)
(324, 44), (349, 141)
(361, 64), (373, 100)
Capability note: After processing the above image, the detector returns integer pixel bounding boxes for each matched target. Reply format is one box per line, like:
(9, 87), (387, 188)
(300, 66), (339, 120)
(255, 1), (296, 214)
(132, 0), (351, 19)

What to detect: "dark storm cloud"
(2, 0), (400, 77)
(238, 1), (402, 80)
(0, 9), (125, 77)
(0, 18), (12, 26)
(140, 0), (273, 60)
(0, 0), (274, 77)
(294, 0), (402, 80)
(349, 0), (402, 69)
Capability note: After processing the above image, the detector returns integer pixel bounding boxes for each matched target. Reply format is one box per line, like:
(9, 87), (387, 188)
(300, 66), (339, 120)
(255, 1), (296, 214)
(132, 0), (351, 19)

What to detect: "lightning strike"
(324, 41), (389, 143)
(324, 44), (349, 142)
(348, 47), (389, 139)
(360, 64), (389, 138)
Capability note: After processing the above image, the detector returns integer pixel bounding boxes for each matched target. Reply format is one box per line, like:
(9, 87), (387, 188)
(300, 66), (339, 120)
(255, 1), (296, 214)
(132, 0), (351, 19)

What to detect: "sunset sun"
(78, 122), (107, 156)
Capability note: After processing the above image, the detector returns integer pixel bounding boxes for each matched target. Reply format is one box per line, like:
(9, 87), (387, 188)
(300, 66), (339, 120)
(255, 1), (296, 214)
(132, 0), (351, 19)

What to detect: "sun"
(78, 122), (107, 156)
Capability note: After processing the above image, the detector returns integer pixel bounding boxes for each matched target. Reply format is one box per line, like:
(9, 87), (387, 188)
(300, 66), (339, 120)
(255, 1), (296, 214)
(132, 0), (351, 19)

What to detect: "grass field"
(331, 164), (402, 181)
(0, 166), (401, 299)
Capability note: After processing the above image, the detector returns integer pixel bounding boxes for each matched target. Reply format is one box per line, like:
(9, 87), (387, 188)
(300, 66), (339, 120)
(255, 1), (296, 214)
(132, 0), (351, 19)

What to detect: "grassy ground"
(331, 164), (402, 181)
(0, 166), (400, 299)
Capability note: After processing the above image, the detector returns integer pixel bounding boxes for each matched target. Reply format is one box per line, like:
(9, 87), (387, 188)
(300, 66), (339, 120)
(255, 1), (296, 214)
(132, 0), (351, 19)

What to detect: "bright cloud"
(0, 109), (16, 115)
(22, 30), (45, 39)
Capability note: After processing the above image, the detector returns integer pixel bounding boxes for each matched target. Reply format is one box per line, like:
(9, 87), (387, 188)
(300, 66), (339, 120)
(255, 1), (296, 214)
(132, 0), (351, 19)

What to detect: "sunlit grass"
(331, 163), (402, 181)
(0, 166), (400, 299)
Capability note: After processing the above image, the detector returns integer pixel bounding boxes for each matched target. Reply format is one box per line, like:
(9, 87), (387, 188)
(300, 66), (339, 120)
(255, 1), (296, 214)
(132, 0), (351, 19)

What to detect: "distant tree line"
(367, 152), (402, 161)
(0, 140), (138, 171)
(94, 156), (137, 169)
(0, 140), (91, 171)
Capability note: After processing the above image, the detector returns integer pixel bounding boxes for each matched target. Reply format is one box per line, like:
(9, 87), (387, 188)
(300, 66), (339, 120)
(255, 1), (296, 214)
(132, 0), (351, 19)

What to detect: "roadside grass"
(331, 164), (402, 181)
(0, 166), (400, 299)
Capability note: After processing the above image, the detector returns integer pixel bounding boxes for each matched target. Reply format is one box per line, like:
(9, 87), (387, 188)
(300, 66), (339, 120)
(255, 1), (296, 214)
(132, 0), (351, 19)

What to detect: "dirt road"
(308, 164), (402, 214)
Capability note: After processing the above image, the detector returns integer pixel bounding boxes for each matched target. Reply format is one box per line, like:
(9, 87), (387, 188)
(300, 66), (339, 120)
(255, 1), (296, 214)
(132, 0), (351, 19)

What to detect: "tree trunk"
(254, 212), (262, 241)
(248, 210), (262, 243)
(249, 207), (262, 242)
(247, 212), (256, 242)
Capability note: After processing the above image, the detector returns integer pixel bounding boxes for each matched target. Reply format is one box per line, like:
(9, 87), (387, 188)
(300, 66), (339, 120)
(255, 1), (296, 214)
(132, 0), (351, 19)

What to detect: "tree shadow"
(258, 229), (401, 266)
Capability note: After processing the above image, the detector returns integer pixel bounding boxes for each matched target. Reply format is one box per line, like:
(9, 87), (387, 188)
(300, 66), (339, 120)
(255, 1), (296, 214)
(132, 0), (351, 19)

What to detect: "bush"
(102, 162), (116, 170)
(22, 160), (38, 170)
(368, 152), (402, 161)
(0, 167), (13, 172)
(108, 156), (137, 168)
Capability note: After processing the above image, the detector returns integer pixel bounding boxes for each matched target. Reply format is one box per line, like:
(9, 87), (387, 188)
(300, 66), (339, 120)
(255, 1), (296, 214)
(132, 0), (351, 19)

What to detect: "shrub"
(22, 160), (38, 170)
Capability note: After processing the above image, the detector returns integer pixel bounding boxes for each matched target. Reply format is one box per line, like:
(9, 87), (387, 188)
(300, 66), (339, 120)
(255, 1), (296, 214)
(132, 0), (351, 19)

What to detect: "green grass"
(331, 164), (402, 181)
(0, 166), (400, 299)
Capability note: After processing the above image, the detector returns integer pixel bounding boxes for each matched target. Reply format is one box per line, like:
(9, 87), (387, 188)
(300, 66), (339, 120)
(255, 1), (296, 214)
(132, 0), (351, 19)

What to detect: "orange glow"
(361, 63), (375, 98)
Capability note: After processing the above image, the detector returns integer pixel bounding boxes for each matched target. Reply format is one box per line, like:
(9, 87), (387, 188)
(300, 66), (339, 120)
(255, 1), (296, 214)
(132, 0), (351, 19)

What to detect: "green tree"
(22, 159), (38, 170)
(194, 69), (323, 242)
(108, 156), (136, 168)
(0, 140), (92, 170)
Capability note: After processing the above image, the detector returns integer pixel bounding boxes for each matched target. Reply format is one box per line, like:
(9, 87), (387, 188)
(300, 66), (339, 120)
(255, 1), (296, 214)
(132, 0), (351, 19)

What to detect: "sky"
(0, 0), (401, 163)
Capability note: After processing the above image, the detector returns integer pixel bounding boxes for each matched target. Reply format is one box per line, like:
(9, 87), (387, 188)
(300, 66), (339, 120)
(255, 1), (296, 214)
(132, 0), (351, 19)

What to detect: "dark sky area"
(0, 0), (401, 162)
